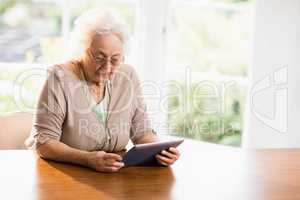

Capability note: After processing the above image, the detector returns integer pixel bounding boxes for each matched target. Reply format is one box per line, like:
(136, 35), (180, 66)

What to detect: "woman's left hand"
(155, 147), (180, 166)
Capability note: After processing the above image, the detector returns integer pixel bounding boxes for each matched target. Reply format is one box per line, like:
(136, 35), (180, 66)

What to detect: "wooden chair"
(0, 112), (33, 149)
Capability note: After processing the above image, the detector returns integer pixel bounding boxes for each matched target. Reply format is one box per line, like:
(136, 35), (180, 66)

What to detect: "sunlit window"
(0, 0), (137, 113)
(166, 0), (255, 146)
(0, 0), (255, 147)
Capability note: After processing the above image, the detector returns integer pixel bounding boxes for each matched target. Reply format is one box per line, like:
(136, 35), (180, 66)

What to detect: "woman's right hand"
(86, 151), (124, 172)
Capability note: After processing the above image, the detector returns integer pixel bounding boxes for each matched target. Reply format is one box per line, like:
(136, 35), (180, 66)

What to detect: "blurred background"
(0, 0), (255, 147)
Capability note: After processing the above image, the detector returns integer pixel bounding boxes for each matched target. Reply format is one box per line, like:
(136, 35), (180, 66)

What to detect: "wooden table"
(1, 139), (300, 200)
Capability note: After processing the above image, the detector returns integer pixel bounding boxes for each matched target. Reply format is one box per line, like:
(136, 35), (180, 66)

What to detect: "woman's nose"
(102, 62), (112, 73)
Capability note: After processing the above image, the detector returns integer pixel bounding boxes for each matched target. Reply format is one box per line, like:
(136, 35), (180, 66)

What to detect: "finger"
(158, 161), (169, 166)
(161, 150), (178, 160)
(156, 158), (169, 166)
(103, 157), (122, 165)
(168, 147), (180, 156)
(104, 153), (122, 161)
(108, 161), (124, 168)
(104, 158), (123, 166)
(156, 154), (174, 165)
(103, 166), (120, 173)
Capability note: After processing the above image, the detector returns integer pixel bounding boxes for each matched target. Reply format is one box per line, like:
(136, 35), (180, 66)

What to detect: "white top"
(85, 81), (111, 125)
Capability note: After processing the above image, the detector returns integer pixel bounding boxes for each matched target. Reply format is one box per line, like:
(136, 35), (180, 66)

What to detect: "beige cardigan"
(25, 64), (154, 152)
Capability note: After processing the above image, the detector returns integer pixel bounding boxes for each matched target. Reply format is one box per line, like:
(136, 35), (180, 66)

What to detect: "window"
(0, 1), (62, 112)
(0, 0), (137, 113)
(0, 1), (62, 63)
(165, 0), (255, 146)
(0, 0), (255, 147)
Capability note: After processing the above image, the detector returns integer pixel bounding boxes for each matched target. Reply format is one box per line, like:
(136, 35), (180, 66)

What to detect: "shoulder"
(113, 64), (140, 83)
(46, 63), (79, 83)
(116, 64), (136, 75)
(40, 64), (81, 97)
(47, 65), (64, 78)
(110, 64), (141, 95)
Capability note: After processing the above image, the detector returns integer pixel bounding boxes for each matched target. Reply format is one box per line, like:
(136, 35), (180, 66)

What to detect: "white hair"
(69, 7), (130, 58)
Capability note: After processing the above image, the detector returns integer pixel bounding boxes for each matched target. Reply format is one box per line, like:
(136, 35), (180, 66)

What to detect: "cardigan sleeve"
(129, 68), (156, 144)
(25, 66), (66, 149)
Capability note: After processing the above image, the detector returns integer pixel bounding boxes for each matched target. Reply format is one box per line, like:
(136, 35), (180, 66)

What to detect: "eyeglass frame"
(88, 48), (124, 67)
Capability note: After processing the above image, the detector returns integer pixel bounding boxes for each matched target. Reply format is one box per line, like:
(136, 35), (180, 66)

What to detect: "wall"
(244, 0), (300, 148)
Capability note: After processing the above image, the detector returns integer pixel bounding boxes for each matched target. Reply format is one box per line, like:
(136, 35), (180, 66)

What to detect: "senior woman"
(25, 8), (180, 172)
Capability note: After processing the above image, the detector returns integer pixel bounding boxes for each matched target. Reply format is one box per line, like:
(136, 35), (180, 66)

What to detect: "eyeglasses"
(89, 49), (123, 67)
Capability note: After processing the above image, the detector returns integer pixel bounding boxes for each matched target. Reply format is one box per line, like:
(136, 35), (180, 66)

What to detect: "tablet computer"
(122, 139), (184, 167)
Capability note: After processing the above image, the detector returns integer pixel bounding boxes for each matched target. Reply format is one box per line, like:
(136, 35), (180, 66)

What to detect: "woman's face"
(82, 33), (123, 85)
